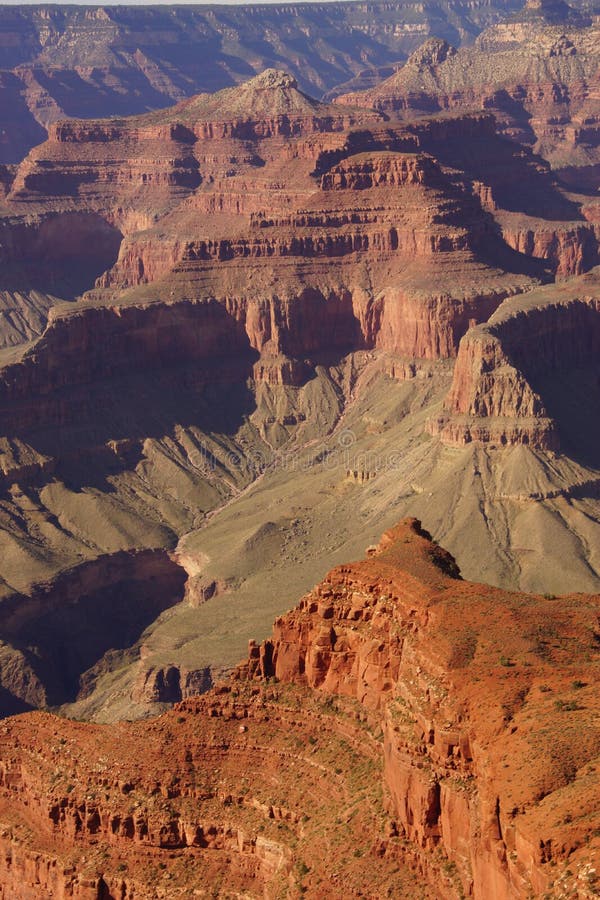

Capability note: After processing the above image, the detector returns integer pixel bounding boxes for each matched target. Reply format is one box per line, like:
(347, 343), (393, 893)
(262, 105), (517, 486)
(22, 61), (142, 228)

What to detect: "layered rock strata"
(0, 521), (597, 898)
(336, 2), (600, 180)
(1, 86), (559, 434)
(0, 0), (526, 163)
(431, 267), (600, 449)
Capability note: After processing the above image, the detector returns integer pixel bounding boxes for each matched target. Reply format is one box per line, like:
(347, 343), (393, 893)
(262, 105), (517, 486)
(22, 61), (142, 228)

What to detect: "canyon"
(0, 2), (597, 896)
(0, 520), (597, 898)
(0, 59), (597, 723)
(0, 0), (525, 164)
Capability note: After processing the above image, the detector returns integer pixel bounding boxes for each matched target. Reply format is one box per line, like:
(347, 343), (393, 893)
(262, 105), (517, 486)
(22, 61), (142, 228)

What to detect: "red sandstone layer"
(0, 520), (597, 898)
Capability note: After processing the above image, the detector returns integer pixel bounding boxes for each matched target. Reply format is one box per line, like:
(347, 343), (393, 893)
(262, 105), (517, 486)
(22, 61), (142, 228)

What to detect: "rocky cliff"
(431, 268), (600, 450)
(0, 520), (597, 898)
(2, 86), (560, 433)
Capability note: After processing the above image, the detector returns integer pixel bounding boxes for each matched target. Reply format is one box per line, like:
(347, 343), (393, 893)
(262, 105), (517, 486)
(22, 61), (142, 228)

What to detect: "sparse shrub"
(296, 861), (310, 878)
(554, 699), (580, 712)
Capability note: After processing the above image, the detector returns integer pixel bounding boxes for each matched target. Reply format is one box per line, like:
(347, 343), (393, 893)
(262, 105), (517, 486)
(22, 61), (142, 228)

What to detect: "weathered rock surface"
(0, 520), (597, 898)
(431, 267), (600, 450)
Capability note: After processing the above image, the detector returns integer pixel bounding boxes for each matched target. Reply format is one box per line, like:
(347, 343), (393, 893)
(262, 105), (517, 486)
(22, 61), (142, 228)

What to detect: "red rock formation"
(500, 220), (600, 278)
(0, 297), (256, 432)
(241, 519), (600, 898)
(0, 520), (597, 898)
(0, 91), (554, 434)
(3, 70), (598, 460)
(131, 663), (213, 705)
(0, 68), (598, 740)
(430, 268), (600, 449)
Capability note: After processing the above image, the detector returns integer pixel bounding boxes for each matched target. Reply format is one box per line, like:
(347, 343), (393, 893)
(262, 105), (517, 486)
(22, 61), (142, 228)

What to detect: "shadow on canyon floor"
(0, 685), (35, 717)
(7, 551), (188, 709)
(430, 131), (585, 222)
(19, 366), (260, 493)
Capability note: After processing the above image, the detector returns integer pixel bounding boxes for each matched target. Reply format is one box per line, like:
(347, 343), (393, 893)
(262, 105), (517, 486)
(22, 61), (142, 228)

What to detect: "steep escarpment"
(0, 297), (256, 433)
(240, 519), (600, 899)
(0, 212), (123, 301)
(0, 521), (597, 898)
(431, 268), (600, 452)
(7, 80), (595, 333)
(0, 102), (554, 434)
(7, 65), (597, 332)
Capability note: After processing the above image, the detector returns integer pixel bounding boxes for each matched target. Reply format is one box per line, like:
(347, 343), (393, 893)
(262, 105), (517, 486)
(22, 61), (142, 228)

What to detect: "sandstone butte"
(0, 519), (597, 899)
(0, 62), (598, 722)
(336, 0), (600, 185)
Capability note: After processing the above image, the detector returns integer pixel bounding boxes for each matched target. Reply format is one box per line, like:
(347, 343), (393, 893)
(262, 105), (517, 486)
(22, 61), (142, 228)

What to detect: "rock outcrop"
(431, 268), (600, 450)
(0, 520), (597, 898)
(241, 518), (600, 899)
